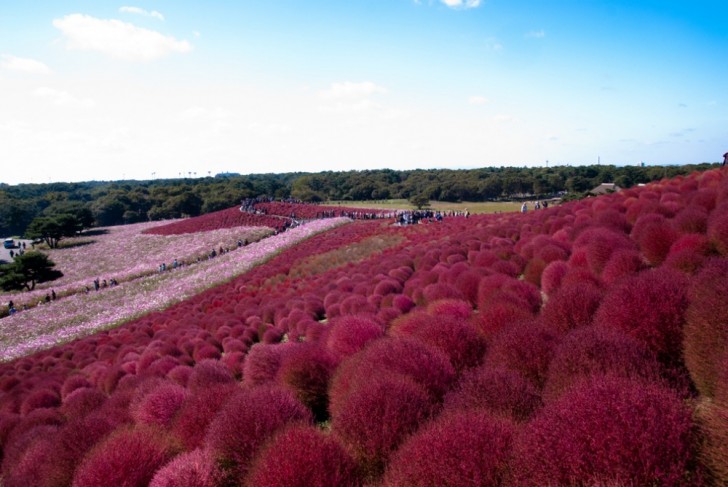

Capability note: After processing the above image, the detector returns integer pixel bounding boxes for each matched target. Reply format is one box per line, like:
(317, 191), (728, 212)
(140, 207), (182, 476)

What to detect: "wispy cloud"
(485, 37), (503, 52)
(318, 81), (387, 100)
(119, 6), (165, 21)
(440, 0), (482, 9)
(468, 95), (488, 105)
(34, 87), (95, 107)
(0, 54), (51, 75)
(53, 14), (191, 62)
(525, 29), (545, 38)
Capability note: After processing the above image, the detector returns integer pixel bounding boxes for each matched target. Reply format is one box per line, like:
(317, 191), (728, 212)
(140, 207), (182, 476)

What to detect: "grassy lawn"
(323, 199), (523, 214)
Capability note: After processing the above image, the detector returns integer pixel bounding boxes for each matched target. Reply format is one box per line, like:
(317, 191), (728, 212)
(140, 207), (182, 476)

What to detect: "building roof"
(590, 183), (622, 195)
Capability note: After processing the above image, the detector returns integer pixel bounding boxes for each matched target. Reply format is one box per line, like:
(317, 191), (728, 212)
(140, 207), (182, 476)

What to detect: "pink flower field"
(0, 220), (272, 309)
(2, 169), (728, 486)
(0, 218), (349, 362)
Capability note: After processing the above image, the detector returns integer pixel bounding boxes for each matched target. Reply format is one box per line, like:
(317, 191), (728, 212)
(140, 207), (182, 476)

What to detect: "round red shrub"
(204, 385), (313, 481)
(166, 365), (193, 387)
(392, 294), (415, 314)
(420, 283), (465, 305)
(575, 227), (635, 276)
(593, 267), (689, 367)
(132, 383), (188, 427)
(600, 248), (645, 285)
(2, 424), (60, 481)
(187, 359), (236, 392)
(443, 366), (541, 422)
(276, 343), (337, 421)
(4, 412), (117, 487)
(3, 433), (59, 487)
(540, 260), (569, 295)
(636, 218), (679, 265)
(543, 326), (661, 403)
(708, 203), (728, 255)
(325, 315), (384, 360)
(674, 205), (709, 234)
(484, 321), (559, 389)
(425, 298), (472, 320)
(60, 375), (92, 400)
(246, 425), (360, 487)
(172, 384), (239, 451)
(60, 387), (107, 420)
(72, 425), (180, 487)
(382, 409), (515, 487)
(473, 303), (534, 341)
(684, 258), (728, 398)
(331, 373), (434, 479)
(242, 343), (293, 387)
(511, 376), (701, 486)
(695, 400), (728, 485)
(19, 389), (60, 415)
(149, 448), (223, 487)
(405, 315), (486, 375)
(540, 281), (603, 334)
(328, 337), (455, 417)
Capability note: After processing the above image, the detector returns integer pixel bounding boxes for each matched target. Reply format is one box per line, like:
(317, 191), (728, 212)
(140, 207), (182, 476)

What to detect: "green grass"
(323, 199), (522, 214)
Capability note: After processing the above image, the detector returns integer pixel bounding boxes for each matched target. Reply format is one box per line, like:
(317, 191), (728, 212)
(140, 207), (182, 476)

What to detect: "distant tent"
(590, 183), (622, 195)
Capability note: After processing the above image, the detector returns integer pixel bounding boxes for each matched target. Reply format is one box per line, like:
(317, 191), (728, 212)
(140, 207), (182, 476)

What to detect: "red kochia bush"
(186, 359), (236, 392)
(204, 385), (313, 482)
(245, 425), (361, 487)
(443, 366), (541, 422)
(19, 389), (60, 415)
(512, 376), (700, 486)
(3, 413), (117, 487)
(543, 326), (661, 403)
(708, 203), (728, 255)
(540, 282), (603, 334)
(484, 321), (559, 389)
(382, 410), (515, 487)
(328, 337), (455, 417)
(149, 449), (223, 487)
(325, 315), (384, 360)
(60, 387), (107, 420)
(540, 260), (569, 295)
(695, 399), (728, 486)
(276, 343), (338, 421)
(400, 314), (486, 375)
(684, 258), (728, 398)
(171, 384), (238, 451)
(593, 267), (689, 367)
(331, 373), (434, 479)
(72, 425), (181, 487)
(600, 249), (645, 285)
(132, 383), (188, 427)
(242, 343), (293, 387)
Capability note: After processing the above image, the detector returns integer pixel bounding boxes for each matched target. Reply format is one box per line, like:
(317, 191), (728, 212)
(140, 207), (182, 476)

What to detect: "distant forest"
(0, 163), (717, 236)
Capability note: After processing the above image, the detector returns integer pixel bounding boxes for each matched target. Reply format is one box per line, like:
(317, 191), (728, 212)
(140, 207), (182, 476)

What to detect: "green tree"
(0, 251), (63, 291)
(25, 214), (81, 248)
(409, 193), (431, 210)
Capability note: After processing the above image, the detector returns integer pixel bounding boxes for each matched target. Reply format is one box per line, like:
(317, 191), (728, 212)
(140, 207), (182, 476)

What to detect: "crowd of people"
(521, 200), (550, 213)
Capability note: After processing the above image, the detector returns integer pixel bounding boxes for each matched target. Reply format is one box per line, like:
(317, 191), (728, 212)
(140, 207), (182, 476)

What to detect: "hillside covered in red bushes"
(2, 168), (728, 486)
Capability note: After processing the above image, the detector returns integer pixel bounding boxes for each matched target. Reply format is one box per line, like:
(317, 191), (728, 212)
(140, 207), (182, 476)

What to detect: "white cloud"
(485, 38), (503, 52)
(119, 6), (165, 21)
(52, 14), (191, 61)
(468, 95), (488, 105)
(526, 29), (545, 38)
(318, 81), (387, 100)
(0, 54), (52, 75)
(440, 0), (482, 9)
(33, 87), (95, 107)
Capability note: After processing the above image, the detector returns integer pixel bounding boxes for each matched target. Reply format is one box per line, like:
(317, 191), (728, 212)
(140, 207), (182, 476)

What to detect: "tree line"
(0, 163), (716, 238)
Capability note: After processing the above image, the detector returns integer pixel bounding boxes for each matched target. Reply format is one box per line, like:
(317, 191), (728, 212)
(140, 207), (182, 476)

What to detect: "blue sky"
(1, 0), (726, 184)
